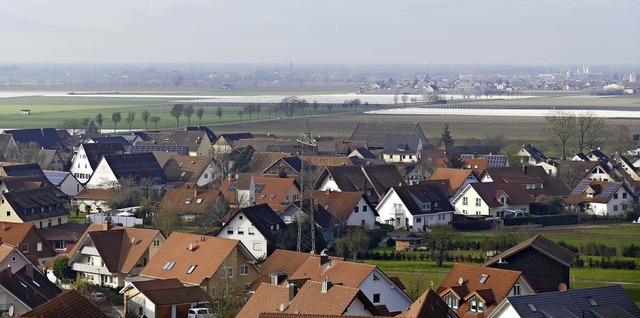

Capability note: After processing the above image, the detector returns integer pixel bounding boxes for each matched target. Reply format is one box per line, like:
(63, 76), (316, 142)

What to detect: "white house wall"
(196, 163), (218, 187)
(412, 212), (452, 231)
(347, 197), (377, 228)
(216, 212), (268, 259)
(359, 269), (412, 313)
(488, 301), (520, 318)
(376, 190), (408, 229)
(70, 146), (95, 183)
(317, 176), (340, 192)
(59, 175), (84, 196)
(86, 159), (118, 189)
(345, 297), (374, 316)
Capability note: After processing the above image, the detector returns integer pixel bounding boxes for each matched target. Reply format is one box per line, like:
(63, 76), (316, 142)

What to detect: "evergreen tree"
(440, 123), (455, 147)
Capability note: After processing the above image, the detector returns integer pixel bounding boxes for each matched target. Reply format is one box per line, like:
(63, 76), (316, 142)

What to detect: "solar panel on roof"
(44, 171), (69, 185)
(570, 180), (590, 196)
(460, 154), (474, 159)
(254, 183), (266, 194)
(128, 145), (189, 156)
(226, 182), (237, 192)
(486, 155), (508, 168)
(599, 183), (618, 198)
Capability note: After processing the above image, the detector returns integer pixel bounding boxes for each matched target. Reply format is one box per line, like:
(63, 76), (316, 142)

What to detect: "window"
(445, 293), (459, 309)
(22, 244), (28, 253)
(462, 197), (468, 205)
(240, 264), (249, 275)
(153, 240), (160, 247)
(470, 300), (478, 312)
(463, 209), (468, 215)
(478, 301), (484, 313)
(248, 227), (255, 235)
(479, 274), (489, 284)
(204, 173), (208, 179)
(293, 194), (299, 201)
(238, 228), (245, 235)
(239, 215), (243, 220)
(48, 219), (52, 227)
(513, 282), (521, 295)
(227, 227), (234, 235)
(6, 211), (10, 217)
(162, 261), (176, 271)
(354, 206), (359, 213)
(227, 267), (234, 278)
(187, 264), (197, 274)
(37, 242), (42, 252)
(196, 198), (203, 204)
(184, 198), (192, 204)
(475, 198), (481, 207)
(373, 293), (380, 303)
(416, 217), (422, 223)
(372, 274), (380, 281)
(623, 192), (628, 199)
(613, 205), (618, 212)
(57, 218), (62, 225)
(363, 205), (368, 212)
(253, 243), (262, 251)
(614, 193), (619, 199)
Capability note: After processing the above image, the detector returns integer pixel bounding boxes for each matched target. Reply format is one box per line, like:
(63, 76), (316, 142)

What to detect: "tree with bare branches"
(140, 110), (151, 130)
(545, 110), (575, 160)
(576, 111), (608, 153)
(196, 107), (204, 125)
(125, 112), (135, 131)
(183, 105), (194, 126)
(170, 104), (184, 127)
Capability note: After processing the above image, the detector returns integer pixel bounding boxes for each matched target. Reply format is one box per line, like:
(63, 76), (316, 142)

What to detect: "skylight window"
(20, 282), (27, 288)
(32, 280), (40, 287)
(187, 264), (197, 274)
(196, 198), (203, 204)
(185, 198), (192, 204)
(163, 261), (176, 271)
(586, 297), (598, 307)
(479, 274), (489, 284)
(527, 304), (537, 312)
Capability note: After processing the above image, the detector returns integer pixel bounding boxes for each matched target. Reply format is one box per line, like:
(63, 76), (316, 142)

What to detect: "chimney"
(288, 282), (296, 301)
(320, 255), (329, 266)
(25, 263), (33, 278)
(321, 276), (332, 293)
(194, 187), (198, 198)
(102, 223), (110, 231)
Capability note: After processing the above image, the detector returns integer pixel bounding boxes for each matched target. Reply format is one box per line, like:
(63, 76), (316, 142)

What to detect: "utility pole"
(296, 117), (316, 253)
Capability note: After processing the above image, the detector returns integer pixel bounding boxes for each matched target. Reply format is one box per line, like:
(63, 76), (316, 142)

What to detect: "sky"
(1, 0), (638, 66)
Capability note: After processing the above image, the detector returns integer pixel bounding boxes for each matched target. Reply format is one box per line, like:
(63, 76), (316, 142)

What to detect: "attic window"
(528, 304), (537, 312)
(185, 198), (192, 205)
(269, 195), (276, 200)
(586, 297), (598, 307)
(187, 264), (197, 274)
(196, 198), (203, 204)
(180, 172), (186, 177)
(163, 261), (176, 271)
(479, 274), (489, 284)
(20, 282), (27, 288)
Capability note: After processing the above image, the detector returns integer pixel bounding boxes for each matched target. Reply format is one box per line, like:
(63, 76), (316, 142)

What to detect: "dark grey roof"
(351, 147), (377, 159)
(126, 145), (189, 156)
(392, 184), (454, 216)
(349, 122), (428, 148)
(574, 153), (589, 161)
(185, 125), (217, 142)
(218, 133), (254, 143)
(219, 204), (286, 255)
(485, 235), (576, 267)
(382, 135), (423, 155)
(82, 142), (126, 170)
(0, 163), (45, 178)
(3, 187), (69, 221)
(0, 265), (62, 309)
(523, 144), (547, 163)
(506, 285), (640, 318)
(88, 136), (130, 145)
(5, 128), (68, 151)
(588, 149), (609, 160)
(316, 164), (405, 204)
(102, 153), (168, 183)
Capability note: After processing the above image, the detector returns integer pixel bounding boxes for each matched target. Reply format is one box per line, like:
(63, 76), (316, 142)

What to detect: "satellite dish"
(279, 303), (285, 312)
(458, 277), (464, 286)
(8, 305), (14, 316)
(558, 283), (568, 292)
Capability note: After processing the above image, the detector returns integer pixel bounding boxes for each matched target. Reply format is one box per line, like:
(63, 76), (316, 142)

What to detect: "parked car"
(188, 307), (213, 318)
(90, 292), (106, 302)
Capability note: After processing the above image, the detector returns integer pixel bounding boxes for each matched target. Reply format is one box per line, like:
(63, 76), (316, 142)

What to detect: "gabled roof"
(87, 136), (130, 145)
(505, 285), (640, 318)
(485, 234), (576, 267)
(43, 170), (74, 186)
(126, 144), (189, 156)
(162, 155), (214, 183)
(348, 147), (377, 159)
(249, 249), (341, 291)
(220, 203), (286, 242)
(464, 182), (533, 208)
(2, 187), (68, 221)
(80, 142), (126, 170)
(101, 152), (168, 183)
(350, 121), (428, 148)
(398, 289), (459, 318)
(4, 128), (68, 151)
(0, 222), (57, 257)
(587, 149), (609, 161)
(383, 135), (423, 154)
(185, 125), (217, 142)
(437, 264), (526, 318)
(336, 140), (368, 155)
(0, 265), (61, 310)
(389, 184), (454, 216)
(0, 162), (46, 178)
(0, 175), (47, 191)
(139, 232), (254, 286)
(166, 130), (213, 152)
(233, 138), (292, 152)
(522, 144), (547, 163)
(316, 164), (405, 203)
(253, 177), (300, 209)
(246, 152), (292, 174)
(428, 168), (477, 196)
(308, 190), (378, 221)
(566, 180), (630, 205)
(74, 188), (119, 200)
(288, 257), (376, 289)
(130, 278), (211, 307)
(216, 132), (254, 145)
(21, 289), (108, 318)
(68, 226), (162, 274)
(158, 188), (224, 216)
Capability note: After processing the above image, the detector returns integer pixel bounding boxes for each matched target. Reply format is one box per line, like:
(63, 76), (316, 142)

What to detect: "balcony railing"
(71, 263), (112, 275)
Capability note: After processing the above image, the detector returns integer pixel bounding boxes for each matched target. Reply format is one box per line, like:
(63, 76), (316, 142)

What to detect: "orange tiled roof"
(158, 188), (223, 216)
(288, 257), (374, 289)
(74, 188), (120, 200)
(429, 168), (476, 196)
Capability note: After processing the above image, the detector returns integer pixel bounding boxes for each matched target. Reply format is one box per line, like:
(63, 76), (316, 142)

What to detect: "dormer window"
(444, 292), (459, 309)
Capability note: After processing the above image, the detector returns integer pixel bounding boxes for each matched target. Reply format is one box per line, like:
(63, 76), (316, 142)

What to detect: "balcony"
(71, 263), (112, 275)
(80, 246), (100, 256)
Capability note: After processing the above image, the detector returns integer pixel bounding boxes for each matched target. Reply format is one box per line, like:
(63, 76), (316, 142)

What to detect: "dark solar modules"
(599, 183), (618, 198)
(226, 182), (237, 193)
(127, 145), (189, 156)
(43, 171), (69, 185)
(254, 183), (266, 194)
(570, 180), (590, 196)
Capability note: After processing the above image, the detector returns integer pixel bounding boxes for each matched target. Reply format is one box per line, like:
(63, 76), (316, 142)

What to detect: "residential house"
(0, 134), (19, 163)
(308, 190), (378, 228)
(44, 170), (84, 197)
(382, 135), (425, 163)
(120, 278), (211, 318)
(488, 285), (640, 318)
(397, 289), (459, 318)
(435, 158), (488, 173)
(84, 135), (132, 145)
(238, 279), (381, 318)
(436, 263), (535, 318)
(0, 162), (48, 178)
(71, 142), (125, 184)
(3, 128), (68, 152)
(517, 144), (557, 176)
(314, 164), (406, 205)
(162, 155), (220, 187)
(0, 187), (69, 228)
(244, 152), (292, 175)
(555, 160), (600, 189)
(348, 147), (378, 161)
(376, 183), (454, 231)
(337, 140), (369, 157)
(479, 166), (571, 199)
(586, 148), (609, 162)
(220, 176), (300, 212)
(277, 201), (335, 241)
(85, 152), (168, 189)
(485, 235), (576, 293)
(287, 255), (413, 313)
(0, 222), (57, 266)
(67, 225), (165, 288)
(145, 128), (216, 157)
(0, 264), (62, 316)
(157, 188), (227, 222)
(126, 144), (189, 156)
(72, 188), (119, 213)
(0, 242), (33, 274)
(452, 182), (533, 219)
(260, 155), (352, 179)
(37, 222), (88, 255)
(212, 132), (254, 154)
(139, 232), (259, 296)
(349, 121), (428, 149)
(566, 180), (634, 216)
(21, 290), (109, 318)
(216, 203), (286, 259)
(428, 168), (480, 199)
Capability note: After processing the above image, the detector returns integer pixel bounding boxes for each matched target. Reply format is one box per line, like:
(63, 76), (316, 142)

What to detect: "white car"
(188, 308), (213, 318)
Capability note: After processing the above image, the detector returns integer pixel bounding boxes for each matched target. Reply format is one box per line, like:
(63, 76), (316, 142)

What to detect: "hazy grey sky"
(1, 0), (638, 65)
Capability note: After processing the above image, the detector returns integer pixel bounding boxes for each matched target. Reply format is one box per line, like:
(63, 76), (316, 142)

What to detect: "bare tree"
(140, 110), (151, 130)
(59, 119), (84, 147)
(576, 111), (608, 153)
(95, 113), (104, 132)
(8, 142), (46, 166)
(243, 105), (255, 121)
(183, 105), (194, 126)
(112, 112), (122, 132)
(153, 207), (181, 237)
(215, 107), (223, 123)
(237, 110), (244, 121)
(545, 110), (575, 160)
(170, 104), (184, 127)
(422, 224), (455, 267)
(196, 107), (204, 125)
(150, 116), (161, 128)
(254, 104), (261, 119)
(125, 112), (136, 131)
(195, 196), (230, 234)
(608, 125), (636, 156)
(401, 95), (408, 106)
